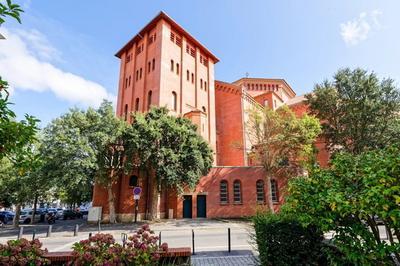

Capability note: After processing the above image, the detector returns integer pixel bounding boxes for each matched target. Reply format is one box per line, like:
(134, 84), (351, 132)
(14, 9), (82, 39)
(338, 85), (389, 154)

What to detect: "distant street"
(0, 219), (254, 253)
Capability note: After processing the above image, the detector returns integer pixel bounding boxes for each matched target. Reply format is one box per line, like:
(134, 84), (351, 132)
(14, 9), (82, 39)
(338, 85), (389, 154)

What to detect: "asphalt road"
(0, 219), (255, 253)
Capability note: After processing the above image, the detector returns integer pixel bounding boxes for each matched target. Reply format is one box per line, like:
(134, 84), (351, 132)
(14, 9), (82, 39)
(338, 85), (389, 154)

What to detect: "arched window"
(136, 70), (139, 81)
(204, 81), (207, 91)
(256, 180), (265, 203)
(148, 61), (151, 73)
(191, 73), (194, 84)
(176, 63), (179, 75)
(233, 180), (242, 203)
(186, 70), (189, 81)
(170, 60), (174, 72)
(147, 91), (152, 110)
(124, 104), (128, 121)
(271, 180), (279, 203)
(152, 58), (155, 71)
(220, 180), (228, 204)
(135, 98), (139, 112)
(172, 91), (177, 111)
(129, 175), (138, 187)
(139, 68), (142, 79)
(200, 79), (203, 89)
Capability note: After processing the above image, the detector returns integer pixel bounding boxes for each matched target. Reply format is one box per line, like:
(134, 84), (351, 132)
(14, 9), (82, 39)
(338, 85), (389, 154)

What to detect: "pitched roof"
(115, 11), (219, 63)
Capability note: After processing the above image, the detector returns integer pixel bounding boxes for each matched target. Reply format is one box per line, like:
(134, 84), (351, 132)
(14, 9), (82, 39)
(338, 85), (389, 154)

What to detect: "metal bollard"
(228, 228), (231, 253)
(159, 231), (161, 247)
(32, 229), (36, 240)
(121, 233), (127, 248)
(192, 229), (195, 255)
(74, 224), (79, 236)
(18, 227), (24, 240)
(46, 225), (52, 237)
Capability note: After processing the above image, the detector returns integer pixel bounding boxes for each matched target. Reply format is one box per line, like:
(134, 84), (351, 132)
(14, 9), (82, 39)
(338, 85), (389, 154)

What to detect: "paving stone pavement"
(191, 251), (258, 266)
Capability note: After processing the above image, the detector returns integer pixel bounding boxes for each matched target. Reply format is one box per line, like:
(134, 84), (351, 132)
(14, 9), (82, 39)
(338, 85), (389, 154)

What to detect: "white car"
(19, 210), (41, 224)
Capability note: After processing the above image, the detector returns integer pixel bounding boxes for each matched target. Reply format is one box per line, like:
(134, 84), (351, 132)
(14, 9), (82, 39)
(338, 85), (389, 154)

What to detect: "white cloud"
(0, 27), (115, 107)
(340, 10), (383, 46)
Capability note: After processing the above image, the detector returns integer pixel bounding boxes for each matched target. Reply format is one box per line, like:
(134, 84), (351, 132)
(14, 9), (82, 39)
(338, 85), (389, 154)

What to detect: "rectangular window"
(175, 37), (182, 47)
(233, 181), (242, 203)
(271, 180), (279, 203)
(220, 181), (228, 204)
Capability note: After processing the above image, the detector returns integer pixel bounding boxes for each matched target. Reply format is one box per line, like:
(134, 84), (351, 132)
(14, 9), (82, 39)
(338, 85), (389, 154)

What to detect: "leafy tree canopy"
(124, 107), (213, 193)
(283, 146), (400, 264)
(306, 68), (400, 155)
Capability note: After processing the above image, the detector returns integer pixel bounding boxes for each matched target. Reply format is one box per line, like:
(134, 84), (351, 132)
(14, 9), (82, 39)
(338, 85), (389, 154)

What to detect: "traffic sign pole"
(133, 187), (142, 223)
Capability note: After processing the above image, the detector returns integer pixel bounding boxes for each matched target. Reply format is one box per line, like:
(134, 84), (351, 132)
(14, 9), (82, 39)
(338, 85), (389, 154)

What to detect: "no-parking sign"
(133, 187), (142, 200)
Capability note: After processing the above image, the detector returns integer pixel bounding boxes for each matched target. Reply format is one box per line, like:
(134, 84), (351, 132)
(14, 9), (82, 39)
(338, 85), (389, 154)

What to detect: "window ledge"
(233, 202), (243, 205)
(220, 203), (229, 206)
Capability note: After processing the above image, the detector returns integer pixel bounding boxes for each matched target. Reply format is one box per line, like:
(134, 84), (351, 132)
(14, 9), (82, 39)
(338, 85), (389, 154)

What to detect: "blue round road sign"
(133, 187), (142, 195)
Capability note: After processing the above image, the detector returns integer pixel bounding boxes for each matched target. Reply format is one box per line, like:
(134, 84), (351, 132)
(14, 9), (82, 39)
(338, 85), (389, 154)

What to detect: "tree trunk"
(31, 194), (38, 225)
(148, 173), (160, 220)
(266, 173), (275, 213)
(107, 183), (116, 223)
(13, 204), (21, 228)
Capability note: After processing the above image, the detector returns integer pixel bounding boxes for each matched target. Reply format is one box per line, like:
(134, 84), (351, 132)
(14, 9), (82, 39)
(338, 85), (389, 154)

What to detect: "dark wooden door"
(197, 195), (207, 218)
(183, 195), (192, 218)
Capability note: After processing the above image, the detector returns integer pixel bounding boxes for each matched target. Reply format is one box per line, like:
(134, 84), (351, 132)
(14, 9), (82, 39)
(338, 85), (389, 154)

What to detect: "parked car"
(19, 210), (41, 224)
(63, 209), (83, 220)
(0, 211), (14, 224)
(47, 208), (60, 219)
(56, 208), (64, 218)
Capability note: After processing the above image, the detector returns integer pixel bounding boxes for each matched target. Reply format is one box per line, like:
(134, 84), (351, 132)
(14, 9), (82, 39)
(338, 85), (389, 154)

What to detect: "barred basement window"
(271, 180), (279, 203)
(256, 180), (265, 203)
(220, 180), (228, 204)
(233, 180), (242, 203)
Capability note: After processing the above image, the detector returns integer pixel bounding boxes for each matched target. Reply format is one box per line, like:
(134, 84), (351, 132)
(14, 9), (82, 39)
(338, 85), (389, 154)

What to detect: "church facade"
(92, 12), (329, 221)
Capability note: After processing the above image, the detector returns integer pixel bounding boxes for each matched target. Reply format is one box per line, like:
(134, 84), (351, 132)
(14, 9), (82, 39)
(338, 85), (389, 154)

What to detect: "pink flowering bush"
(123, 224), (168, 266)
(0, 238), (49, 266)
(72, 224), (169, 266)
(72, 233), (124, 265)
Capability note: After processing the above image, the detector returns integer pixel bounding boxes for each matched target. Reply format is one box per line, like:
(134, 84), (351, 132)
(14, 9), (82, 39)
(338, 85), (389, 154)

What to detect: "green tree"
(306, 68), (400, 155)
(283, 146), (400, 265)
(41, 101), (127, 223)
(0, 0), (23, 25)
(41, 108), (98, 208)
(246, 105), (321, 212)
(124, 107), (213, 220)
(89, 102), (127, 224)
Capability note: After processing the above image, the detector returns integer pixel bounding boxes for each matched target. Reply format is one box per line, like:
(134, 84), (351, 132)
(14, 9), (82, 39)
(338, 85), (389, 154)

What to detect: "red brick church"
(92, 12), (329, 221)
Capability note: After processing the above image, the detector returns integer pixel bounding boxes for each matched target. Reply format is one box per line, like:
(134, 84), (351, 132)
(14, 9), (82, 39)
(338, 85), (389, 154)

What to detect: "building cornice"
(115, 11), (219, 63)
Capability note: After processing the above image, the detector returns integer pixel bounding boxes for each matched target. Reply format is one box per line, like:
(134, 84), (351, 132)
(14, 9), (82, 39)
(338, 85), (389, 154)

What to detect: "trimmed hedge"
(253, 213), (327, 266)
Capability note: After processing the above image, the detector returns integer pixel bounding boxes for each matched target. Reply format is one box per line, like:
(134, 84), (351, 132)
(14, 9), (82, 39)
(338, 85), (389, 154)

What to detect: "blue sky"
(1, 0), (400, 127)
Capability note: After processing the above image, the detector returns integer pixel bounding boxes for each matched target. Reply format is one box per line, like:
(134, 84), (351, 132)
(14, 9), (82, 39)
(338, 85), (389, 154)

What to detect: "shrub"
(123, 224), (168, 265)
(0, 238), (49, 265)
(72, 224), (168, 266)
(253, 212), (326, 266)
(72, 233), (124, 265)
